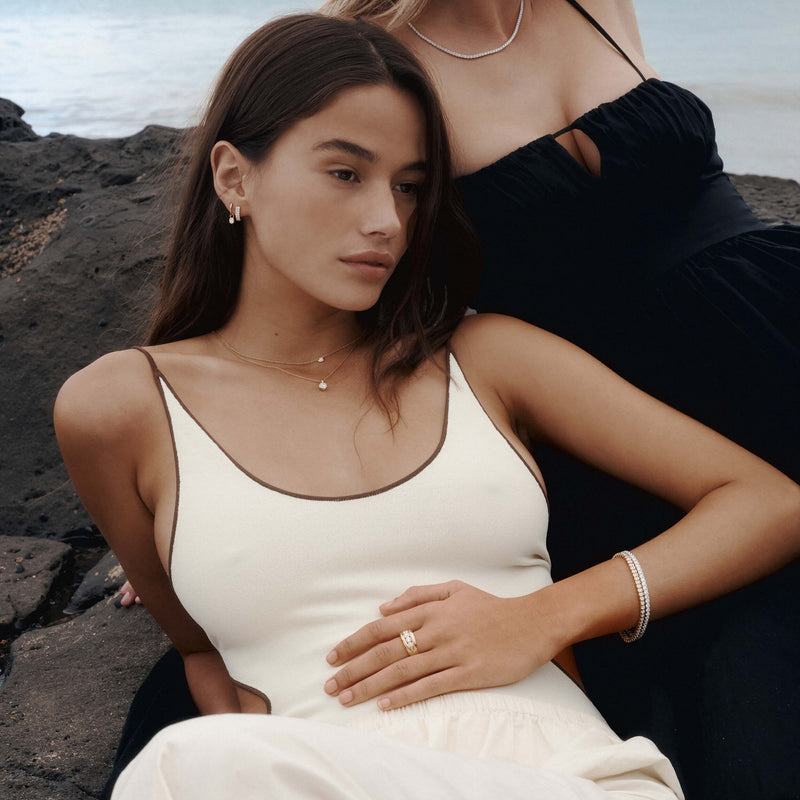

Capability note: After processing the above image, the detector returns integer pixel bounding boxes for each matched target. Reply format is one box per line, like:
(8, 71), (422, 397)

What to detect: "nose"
(361, 184), (403, 240)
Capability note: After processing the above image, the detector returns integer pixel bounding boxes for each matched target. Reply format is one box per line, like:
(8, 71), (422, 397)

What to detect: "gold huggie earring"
(228, 203), (235, 224)
(228, 203), (242, 224)
(235, 205), (241, 222)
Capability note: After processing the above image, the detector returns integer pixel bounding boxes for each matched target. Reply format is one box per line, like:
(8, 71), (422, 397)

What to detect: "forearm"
(183, 649), (242, 715)
(543, 475), (800, 649)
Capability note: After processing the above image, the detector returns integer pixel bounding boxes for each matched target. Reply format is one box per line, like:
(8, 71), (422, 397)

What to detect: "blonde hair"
(318, 0), (429, 30)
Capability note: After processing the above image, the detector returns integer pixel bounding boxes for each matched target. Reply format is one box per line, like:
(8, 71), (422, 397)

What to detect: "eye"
(330, 169), (358, 183)
(394, 182), (419, 196)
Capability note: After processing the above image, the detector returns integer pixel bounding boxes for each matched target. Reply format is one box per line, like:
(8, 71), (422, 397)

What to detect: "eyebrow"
(312, 138), (426, 172)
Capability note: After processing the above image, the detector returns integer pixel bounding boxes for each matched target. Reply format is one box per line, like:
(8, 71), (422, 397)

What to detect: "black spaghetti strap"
(560, 0), (647, 82)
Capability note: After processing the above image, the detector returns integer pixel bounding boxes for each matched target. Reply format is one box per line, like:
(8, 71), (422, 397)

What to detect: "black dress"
(456, 2), (800, 798)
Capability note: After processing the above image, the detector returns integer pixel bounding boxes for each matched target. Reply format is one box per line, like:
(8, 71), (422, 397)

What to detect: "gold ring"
(399, 629), (418, 656)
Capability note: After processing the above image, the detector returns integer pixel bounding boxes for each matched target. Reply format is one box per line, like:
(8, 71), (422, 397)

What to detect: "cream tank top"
(144, 350), (604, 726)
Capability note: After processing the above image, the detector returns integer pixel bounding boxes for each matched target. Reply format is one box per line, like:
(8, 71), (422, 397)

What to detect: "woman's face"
(240, 83), (427, 313)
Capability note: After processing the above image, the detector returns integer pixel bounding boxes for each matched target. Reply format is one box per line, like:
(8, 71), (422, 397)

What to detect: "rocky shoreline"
(1, 97), (798, 799)
(0, 98), (176, 799)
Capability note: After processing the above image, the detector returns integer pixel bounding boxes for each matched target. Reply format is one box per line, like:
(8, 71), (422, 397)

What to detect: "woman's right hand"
(325, 580), (567, 711)
(118, 579), (143, 607)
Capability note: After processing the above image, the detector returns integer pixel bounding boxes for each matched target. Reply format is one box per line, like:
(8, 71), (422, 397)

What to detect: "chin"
(332, 288), (386, 313)
(343, 299), (382, 314)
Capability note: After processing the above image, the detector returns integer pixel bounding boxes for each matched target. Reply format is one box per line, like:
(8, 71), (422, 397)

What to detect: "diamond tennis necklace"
(407, 0), (525, 60)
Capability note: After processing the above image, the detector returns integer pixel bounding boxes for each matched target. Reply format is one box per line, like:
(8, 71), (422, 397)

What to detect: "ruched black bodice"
(461, 78), (767, 305)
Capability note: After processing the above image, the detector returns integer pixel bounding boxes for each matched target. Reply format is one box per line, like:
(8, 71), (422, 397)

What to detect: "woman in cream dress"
(56, 14), (800, 800)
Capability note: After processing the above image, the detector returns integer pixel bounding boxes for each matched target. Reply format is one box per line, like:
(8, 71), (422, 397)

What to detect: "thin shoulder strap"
(132, 345), (178, 444)
(132, 346), (181, 579)
(133, 345), (161, 381)
(560, 0), (647, 82)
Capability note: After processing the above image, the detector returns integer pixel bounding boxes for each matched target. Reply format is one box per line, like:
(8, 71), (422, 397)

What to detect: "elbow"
(768, 473), (800, 560)
(786, 479), (800, 535)
(776, 470), (800, 516)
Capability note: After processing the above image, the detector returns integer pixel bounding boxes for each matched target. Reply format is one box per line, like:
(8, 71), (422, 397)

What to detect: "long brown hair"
(147, 14), (479, 412)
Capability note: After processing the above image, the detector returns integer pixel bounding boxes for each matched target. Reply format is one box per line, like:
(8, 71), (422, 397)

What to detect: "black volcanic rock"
(0, 99), (38, 143)
(66, 549), (127, 614)
(0, 536), (71, 636)
(0, 103), (181, 798)
(0, 597), (169, 800)
(0, 104), (184, 541)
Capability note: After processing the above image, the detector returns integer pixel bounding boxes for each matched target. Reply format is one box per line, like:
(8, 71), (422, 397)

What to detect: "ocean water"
(1, 0), (798, 178)
(636, 1), (800, 180)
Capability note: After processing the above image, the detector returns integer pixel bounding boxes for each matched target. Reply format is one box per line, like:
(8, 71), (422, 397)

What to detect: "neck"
(220, 301), (362, 365)
(412, 0), (523, 38)
(225, 254), (364, 362)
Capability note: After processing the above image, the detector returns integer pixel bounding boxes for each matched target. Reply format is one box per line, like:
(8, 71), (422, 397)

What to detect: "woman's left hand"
(324, 580), (561, 710)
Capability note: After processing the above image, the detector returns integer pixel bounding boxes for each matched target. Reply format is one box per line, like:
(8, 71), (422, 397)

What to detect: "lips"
(341, 250), (395, 278)
(340, 251), (395, 270)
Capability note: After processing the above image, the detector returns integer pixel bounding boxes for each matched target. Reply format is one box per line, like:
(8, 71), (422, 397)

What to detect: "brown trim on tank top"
(232, 679), (273, 714)
(451, 354), (570, 686)
(133, 347), (182, 579)
(136, 348), (273, 714)
(450, 351), (549, 511)
(134, 350), (452, 503)
(551, 659), (589, 697)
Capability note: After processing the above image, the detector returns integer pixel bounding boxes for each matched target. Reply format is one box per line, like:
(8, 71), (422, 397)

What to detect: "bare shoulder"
(54, 348), (158, 449)
(450, 311), (625, 430)
(578, 0), (638, 25)
(564, 0), (644, 57)
(578, 0), (644, 56)
(453, 311), (539, 341)
(451, 312), (565, 373)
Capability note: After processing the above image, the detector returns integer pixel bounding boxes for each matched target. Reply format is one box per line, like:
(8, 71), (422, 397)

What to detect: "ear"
(210, 140), (251, 215)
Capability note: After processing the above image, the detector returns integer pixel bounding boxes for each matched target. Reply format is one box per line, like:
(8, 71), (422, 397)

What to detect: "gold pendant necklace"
(214, 331), (361, 391)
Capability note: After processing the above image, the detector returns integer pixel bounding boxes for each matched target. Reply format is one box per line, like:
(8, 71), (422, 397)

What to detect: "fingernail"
(377, 697), (391, 710)
(339, 689), (353, 705)
(324, 679), (337, 695)
(326, 650), (337, 664)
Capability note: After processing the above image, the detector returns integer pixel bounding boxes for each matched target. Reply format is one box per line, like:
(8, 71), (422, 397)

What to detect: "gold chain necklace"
(214, 331), (361, 391)
(214, 330), (362, 366)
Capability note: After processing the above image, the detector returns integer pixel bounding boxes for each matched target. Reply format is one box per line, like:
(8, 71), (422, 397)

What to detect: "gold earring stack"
(214, 331), (362, 391)
(228, 203), (241, 224)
